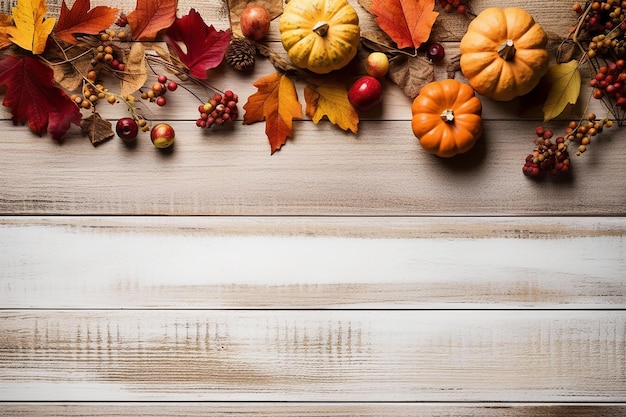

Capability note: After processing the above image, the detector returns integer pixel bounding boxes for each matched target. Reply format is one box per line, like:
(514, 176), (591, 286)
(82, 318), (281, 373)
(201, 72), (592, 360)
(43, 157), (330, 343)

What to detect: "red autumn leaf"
(127, 0), (177, 41)
(243, 72), (303, 154)
(54, 0), (119, 44)
(371, 0), (438, 50)
(165, 9), (231, 79)
(0, 55), (81, 140)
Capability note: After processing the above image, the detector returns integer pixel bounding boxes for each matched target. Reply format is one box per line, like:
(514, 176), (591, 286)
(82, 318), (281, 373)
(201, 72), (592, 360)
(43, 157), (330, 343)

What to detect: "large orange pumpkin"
(460, 7), (549, 101)
(411, 79), (483, 158)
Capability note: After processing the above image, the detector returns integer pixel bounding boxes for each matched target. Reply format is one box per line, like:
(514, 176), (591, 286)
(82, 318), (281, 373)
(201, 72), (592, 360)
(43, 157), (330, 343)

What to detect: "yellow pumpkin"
(411, 79), (483, 158)
(460, 7), (549, 101)
(279, 0), (360, 74)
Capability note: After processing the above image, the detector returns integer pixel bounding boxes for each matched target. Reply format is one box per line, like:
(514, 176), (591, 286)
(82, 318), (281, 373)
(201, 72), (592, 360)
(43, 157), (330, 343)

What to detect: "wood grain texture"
(1, 0), (625, 414)
(1, 216), (625, 309)
(2, 403), (626, 417)
(1, 118), (624, 215)
(1, 310), (625, 402)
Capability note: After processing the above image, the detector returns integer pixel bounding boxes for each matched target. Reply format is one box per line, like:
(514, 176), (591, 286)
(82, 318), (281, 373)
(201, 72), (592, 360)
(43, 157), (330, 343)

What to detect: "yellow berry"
(107, 95), (116, 104)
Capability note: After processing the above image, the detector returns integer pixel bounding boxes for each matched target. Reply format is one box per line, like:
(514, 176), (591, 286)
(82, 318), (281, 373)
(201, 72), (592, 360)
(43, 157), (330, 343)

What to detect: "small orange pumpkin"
(460, 7), (549, 101)
(411, 79), (483, 158)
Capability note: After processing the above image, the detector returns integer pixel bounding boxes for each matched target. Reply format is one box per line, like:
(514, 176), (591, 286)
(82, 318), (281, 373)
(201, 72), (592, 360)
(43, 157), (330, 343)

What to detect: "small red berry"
(156, 96), (167, 106)
(157, 74), (168, 84)
(167, 80), (178, 91)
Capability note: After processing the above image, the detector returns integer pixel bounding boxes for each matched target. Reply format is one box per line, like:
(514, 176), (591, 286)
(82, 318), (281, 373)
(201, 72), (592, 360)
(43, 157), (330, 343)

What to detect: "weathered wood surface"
(1, 216), (625, 309)
(1, 0), (625, 415)
(1, 310), (625, 401)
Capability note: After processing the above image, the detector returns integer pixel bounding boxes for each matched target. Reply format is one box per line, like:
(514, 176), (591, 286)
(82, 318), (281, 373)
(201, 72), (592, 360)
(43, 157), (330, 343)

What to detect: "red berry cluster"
(141, 74), (178, 107)
(522, 128), (571, 178)
(439, 0), (469, 14)
(590, 59), (626, 110)
(196, 90), (239, 128)
(573, 1), (626, 34)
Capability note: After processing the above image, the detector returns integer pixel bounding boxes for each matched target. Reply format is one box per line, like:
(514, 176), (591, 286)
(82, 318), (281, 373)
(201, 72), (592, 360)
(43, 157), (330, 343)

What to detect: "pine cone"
(226, 37), (256, 71)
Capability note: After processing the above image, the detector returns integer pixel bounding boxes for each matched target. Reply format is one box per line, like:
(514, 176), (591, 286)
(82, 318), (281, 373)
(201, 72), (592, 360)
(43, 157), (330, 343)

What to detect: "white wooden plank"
(1, 216), (625, 309)
(1, 403), (626, 417)
(0, 310), (624, 402)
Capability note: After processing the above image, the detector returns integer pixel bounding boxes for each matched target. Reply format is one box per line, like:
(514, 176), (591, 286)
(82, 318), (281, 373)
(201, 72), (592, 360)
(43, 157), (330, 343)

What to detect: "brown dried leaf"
(388, 55), (434, 99)
(446, 53), (461, 79)
(48, 44), (94, 91)
(226, 0), (283, 36)
(120, 42), (147, 98)
(80, 112), (114, 146)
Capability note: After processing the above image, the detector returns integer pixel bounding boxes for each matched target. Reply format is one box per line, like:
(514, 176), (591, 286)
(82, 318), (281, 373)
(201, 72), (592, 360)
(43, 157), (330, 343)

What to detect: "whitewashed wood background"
(1, 0), (625, 416)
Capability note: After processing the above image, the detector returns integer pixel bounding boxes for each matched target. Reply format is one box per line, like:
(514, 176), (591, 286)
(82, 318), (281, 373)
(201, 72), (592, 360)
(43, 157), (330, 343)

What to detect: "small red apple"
(366, 52), (389, 78)
(240, 5), (271, 41)
(116, 117), (138, 142)
(348, 76), (383, 113)
(150, 123), (175, 149)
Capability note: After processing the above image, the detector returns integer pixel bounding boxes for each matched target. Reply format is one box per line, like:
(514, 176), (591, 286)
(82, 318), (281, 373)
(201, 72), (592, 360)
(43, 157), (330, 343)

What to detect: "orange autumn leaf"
(0, 14), (12, 50)
(54, 0), (119, 44)
(4, 0), (56, 54)
(243, 72), (303, 154)
(304, 82), (358, 134)
(127, 0), (177, 41)
(371, 0), (438, 50)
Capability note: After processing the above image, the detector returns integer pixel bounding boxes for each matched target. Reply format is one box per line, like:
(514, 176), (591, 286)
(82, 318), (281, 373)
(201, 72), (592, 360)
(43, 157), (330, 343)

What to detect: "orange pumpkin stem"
(498, 39), (516, 61)
(313, 22), (330, 37)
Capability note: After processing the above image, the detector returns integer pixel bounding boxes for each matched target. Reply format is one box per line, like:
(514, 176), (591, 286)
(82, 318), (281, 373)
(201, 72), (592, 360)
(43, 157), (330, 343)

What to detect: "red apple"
(366, 52), (389, 78)
(348, 76), (383, 113)
(240, 5), (271, 41)
(150, 123), (175, 149)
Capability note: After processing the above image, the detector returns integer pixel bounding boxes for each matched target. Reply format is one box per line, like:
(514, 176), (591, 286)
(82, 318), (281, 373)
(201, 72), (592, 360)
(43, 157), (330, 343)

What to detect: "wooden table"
(1, 0), (625, 415)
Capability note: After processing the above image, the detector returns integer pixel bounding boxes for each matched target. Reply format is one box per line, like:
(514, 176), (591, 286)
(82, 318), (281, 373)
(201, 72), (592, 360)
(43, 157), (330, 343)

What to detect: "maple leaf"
(127, 0), (177, 41)
(165, 9), (231, 79)
(304, 81), (359, 134)
(542, 61), (581, 121)
(371, 0), (438, 50)
(243, 72), (303, 154)
(4, 0), (56, 54)
(0, 55), (81, 140)
(54, 0), (119, 44)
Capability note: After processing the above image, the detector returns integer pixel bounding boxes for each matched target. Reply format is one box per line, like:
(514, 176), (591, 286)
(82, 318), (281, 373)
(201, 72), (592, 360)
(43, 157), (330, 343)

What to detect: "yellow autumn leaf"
(5, 0), (55, 54)
(304, 82), (359, 134)
(543, 61), (581, 122)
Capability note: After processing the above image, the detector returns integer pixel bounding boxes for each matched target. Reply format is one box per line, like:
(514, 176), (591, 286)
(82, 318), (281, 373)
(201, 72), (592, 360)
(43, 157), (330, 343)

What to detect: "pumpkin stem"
(498, 39), (516, 61)
(313, 22), (330, 37)
(440, 109), (455, 123)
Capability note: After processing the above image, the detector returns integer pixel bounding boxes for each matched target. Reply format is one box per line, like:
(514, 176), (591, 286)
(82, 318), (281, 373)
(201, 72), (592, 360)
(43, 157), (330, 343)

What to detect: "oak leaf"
(542, 61), (581, 121)
(127, 0), (177, 41)
(80, 112), (115, 146)
(120, 42), (148, 98)
(54, 0), (119, 44)
(243, 72), (302, 154)
(304, 81), (358, 134)
(4, 0), (56, 54)
(165, 9), (231, 79)
(371, 0), (438, 50)
(0, 55), (81, 140)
